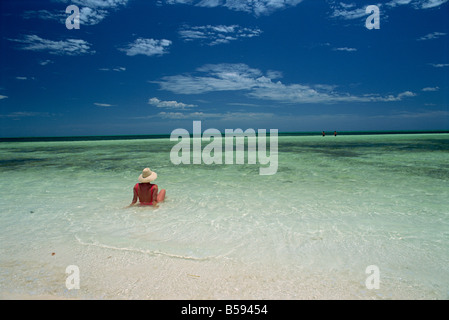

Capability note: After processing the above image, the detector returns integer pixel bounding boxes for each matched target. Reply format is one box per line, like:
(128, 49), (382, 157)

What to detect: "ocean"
(0, 133), (448, 299)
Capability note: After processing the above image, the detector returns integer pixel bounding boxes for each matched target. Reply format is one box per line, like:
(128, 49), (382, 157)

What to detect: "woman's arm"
(125, 186), (139, 208)
(152, 185), (159, 206)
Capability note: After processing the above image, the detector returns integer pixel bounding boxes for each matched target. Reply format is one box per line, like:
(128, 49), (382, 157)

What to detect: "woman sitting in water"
(127, 168), (166, 207)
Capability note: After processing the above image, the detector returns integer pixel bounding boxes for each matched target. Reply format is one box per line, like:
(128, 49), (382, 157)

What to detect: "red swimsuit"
(134, 183), (156, 206)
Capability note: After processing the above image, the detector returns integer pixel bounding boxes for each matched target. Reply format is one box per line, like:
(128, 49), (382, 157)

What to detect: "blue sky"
(0, 0), (448, 137)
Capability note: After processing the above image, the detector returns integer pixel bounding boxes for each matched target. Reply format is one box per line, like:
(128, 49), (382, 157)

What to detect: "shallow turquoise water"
(0, 134), (448, 299)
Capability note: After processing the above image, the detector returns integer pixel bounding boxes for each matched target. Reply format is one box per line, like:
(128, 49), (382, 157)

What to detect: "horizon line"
(1, 129), (448, 142)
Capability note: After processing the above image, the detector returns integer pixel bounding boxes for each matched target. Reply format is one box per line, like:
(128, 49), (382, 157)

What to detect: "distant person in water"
(334, 131), (337, 136)
(322, 131), (326, 137)
(127, 168), (166, 207)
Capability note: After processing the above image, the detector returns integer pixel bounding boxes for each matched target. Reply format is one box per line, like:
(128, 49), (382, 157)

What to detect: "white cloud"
(155, 111), (274, 120)
(333, 47), (357, 52)
(55, 0), (128, 10)
(162, 0), (304, 16)
(148, 97), (197, 109)
(417, 0), (449, 8)
(23, 10), (65, 22)
(0, 112), (51, 118)
(24, 8), (107, 25)
(23, 7), (108, 26)
(119, 38), (172, 56)
(9, 35), (95, 56)
(78, 7), (109, 25)
(155, 63), (264, 94)
(329, 0), (448, 21)
(99, 66), (126, 72)
(39, 60), (53, 66)
(385, 0), (448, 9)
(422, 86), (440, 91)
(250, 84), (415, 104)
(179, 25), (262, 46)
(0, 95), (8, 100)
(94, 102), (114, 107)
(157, 111), (214, 119)
(327, 1), (449, 22)
(154, 63), (417, 104)
(381, 91), (417, 101)
(266, 70), (283, 79)
(227, 102), (260, 107)
(16, 77), (28, 80)
(26, 0), (129, 26)
(68, 0), (129, 8)
(329, 3), (377, 20)
(417, 32), (447, 41)
(386, 0), (413, 7)
(429, 63), (449, 68)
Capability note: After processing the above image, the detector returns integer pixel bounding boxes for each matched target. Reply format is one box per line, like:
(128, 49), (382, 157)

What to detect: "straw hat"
(138, 168), (157, 183)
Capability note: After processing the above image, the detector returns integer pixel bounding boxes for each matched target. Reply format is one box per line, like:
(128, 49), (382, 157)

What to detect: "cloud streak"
(24, 0), (129, 26)
(417, 32), (447, 41)
(94, 103), (114, 107)
(154, 63), (417, 104)
(0, 112), (52, 118)
(329, 0), (448, 22)
(9, 35), (94, 56)
(333, 47), (357, 52)
(99, 67), (126, 72)
(429, 63), (449, 68)
(179, 25), (262, 46)
(329, 3), (373, 20)
(148, 97), (197, 109)
(119, 38), (172, 56)
(412, 0), (449, 9)
(422, 86), (440, 91)
(162, 0), (304, 16)
(68, 0), (129, 8)
(151, 111), (275, 120)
